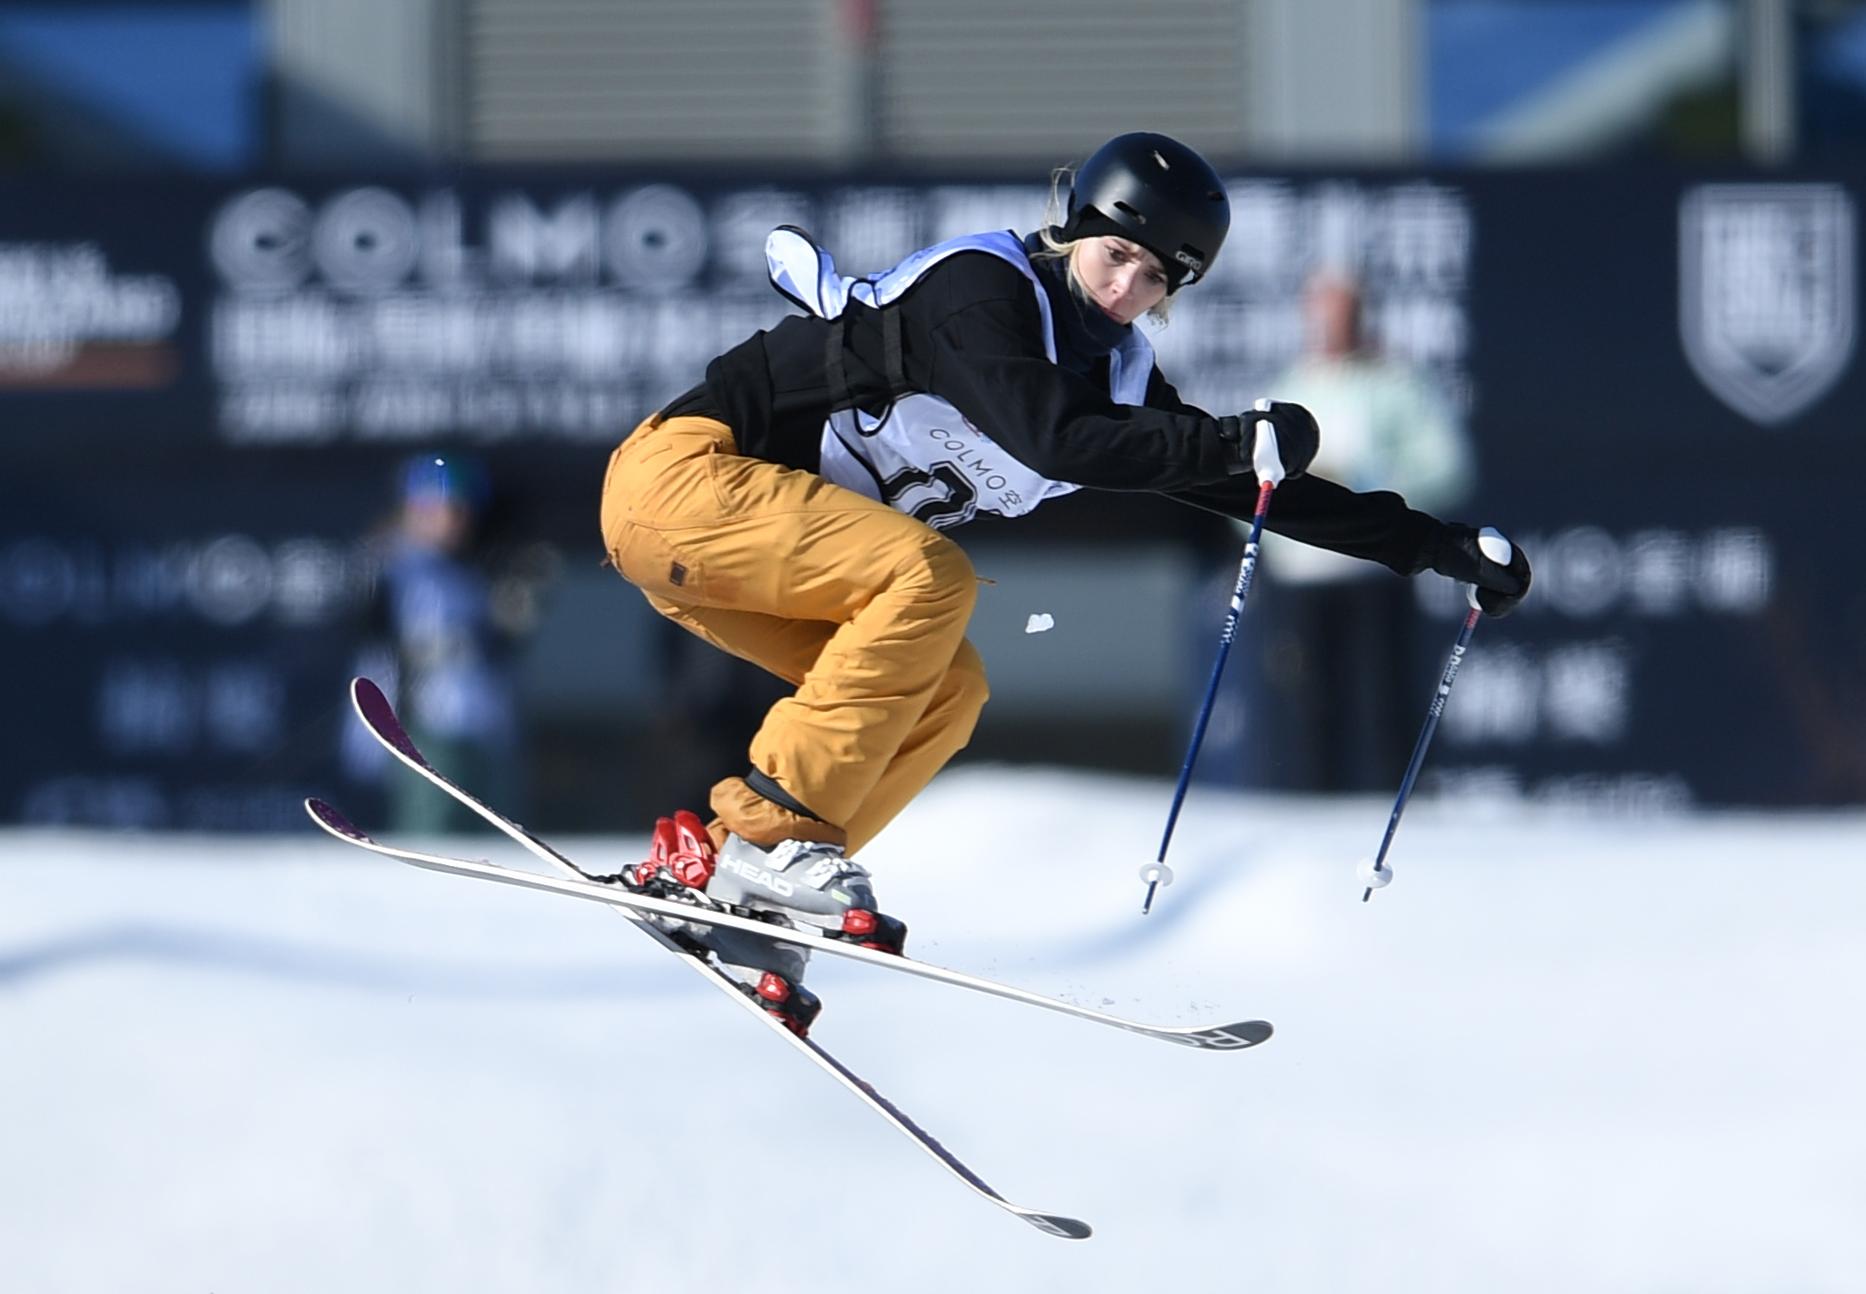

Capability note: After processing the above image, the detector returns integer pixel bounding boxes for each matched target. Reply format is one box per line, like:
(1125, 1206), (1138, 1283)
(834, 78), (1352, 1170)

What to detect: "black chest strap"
(825, 299), (912, 424)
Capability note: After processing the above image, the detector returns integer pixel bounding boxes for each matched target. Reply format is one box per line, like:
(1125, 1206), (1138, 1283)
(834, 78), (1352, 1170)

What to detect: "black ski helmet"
(1056, 132), (1230, 291)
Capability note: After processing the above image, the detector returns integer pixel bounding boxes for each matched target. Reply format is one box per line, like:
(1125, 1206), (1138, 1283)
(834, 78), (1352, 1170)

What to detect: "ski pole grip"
(1250, 396), (1285, 487)
(1466, 527), (1515, 611)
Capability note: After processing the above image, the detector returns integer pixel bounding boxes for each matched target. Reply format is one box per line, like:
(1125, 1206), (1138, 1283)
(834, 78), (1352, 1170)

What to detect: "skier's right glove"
(1431, 524), (1533, 617)
(1216, 400), (1320, 480)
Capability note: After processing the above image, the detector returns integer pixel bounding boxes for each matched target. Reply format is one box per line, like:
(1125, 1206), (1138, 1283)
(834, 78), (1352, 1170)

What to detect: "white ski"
(307, 796), (1271, 1054)
(329, 676), (1090, 1238)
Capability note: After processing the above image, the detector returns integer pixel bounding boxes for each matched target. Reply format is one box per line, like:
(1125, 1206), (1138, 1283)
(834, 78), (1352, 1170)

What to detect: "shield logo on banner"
(1680, 184), (1856, 425)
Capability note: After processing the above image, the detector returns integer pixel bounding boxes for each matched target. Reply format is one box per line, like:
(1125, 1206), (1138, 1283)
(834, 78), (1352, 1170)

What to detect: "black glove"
(1431, 524), (1533, 617)
(1216, 401), (1320, 479)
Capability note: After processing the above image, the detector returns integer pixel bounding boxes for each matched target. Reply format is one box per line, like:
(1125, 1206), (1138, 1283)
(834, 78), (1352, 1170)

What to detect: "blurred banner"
(4, 166), (1862, 828)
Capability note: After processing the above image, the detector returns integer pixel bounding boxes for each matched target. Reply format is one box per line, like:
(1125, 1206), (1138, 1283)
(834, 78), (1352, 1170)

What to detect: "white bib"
(766, 228), (1155, 530)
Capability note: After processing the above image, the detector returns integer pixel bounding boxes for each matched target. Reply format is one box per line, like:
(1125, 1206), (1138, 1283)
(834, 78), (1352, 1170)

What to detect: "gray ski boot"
(622, 812), (905, 1037)
(709, 833), (909, 954)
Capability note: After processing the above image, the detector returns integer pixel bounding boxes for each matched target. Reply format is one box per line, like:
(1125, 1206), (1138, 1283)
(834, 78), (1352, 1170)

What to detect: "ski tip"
(349, 676), (390, 732)
(1228, 1019), (1274, 1046)
(1183, 1019), (1274, 1050)
(303, 796), (365, 841)
(304, 797), (364, 839)
(1022, 1212), (1093, 1241)
(348, 677), (426, 765)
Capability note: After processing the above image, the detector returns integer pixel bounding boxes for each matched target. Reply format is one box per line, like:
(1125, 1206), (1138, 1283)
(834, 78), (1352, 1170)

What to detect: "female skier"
(599, 133), (1531, 1033)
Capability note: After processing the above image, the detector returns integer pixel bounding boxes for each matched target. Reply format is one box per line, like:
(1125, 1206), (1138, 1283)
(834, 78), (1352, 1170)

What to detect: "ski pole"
(1358, 527), (1513, 902)
(1140, 399), (1285, 915)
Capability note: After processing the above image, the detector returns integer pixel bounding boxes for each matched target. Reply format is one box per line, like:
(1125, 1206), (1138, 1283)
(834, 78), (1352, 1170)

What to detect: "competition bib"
(766, 227), (1154, 530)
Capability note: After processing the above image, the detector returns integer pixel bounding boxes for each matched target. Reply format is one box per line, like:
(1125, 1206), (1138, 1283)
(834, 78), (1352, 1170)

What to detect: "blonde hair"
(1035, 166), (1174, 325)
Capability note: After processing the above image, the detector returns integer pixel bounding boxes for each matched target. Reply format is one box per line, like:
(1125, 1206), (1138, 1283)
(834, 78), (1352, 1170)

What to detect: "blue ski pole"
(1139, 400), (1284, 915)
(1358, 528), (1514, 901)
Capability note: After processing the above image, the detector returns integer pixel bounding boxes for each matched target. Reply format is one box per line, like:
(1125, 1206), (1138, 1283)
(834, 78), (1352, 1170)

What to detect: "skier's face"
(1071, 236), (1170, 325)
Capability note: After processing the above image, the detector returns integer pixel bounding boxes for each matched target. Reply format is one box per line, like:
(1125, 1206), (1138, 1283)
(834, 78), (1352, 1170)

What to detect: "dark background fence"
(5, 165), (1861, 830)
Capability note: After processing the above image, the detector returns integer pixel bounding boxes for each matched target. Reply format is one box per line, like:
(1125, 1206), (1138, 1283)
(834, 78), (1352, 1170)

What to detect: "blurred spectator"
(344, 454), (545, 833)
(1239, 270), (1475, 790)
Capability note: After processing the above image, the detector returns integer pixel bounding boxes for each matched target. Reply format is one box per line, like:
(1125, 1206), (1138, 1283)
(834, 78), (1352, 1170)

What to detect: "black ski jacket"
(661, 246), (1447, 575)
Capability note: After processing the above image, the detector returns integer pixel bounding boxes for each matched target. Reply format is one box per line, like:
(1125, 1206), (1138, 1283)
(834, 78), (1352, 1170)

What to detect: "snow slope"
(4, 767), (1863, 1292)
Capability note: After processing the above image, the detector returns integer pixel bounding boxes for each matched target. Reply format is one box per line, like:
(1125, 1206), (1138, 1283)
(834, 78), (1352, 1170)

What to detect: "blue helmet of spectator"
(400, 453), (489, 512)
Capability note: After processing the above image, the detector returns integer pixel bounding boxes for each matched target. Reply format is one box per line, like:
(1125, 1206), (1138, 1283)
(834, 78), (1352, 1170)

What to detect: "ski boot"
(709, 832), (909, 957)
(620, 812), (906, 1038)
(616, 812), (813, 1038)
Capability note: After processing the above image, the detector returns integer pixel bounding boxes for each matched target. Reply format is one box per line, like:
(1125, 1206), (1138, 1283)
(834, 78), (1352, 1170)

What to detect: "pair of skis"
(310, 677), (1272, 1240)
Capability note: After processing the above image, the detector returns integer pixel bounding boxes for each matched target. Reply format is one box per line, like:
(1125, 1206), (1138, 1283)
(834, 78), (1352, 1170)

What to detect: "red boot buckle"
(643, 810), (716, 890)
(840, 908), (905, 955)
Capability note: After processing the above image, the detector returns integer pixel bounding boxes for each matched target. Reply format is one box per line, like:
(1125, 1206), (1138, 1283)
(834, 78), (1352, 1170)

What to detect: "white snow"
(4, 766), (1864, 1292)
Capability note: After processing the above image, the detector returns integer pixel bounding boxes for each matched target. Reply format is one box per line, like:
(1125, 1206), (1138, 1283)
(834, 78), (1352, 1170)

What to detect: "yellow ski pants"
(600, 414), (987, 855)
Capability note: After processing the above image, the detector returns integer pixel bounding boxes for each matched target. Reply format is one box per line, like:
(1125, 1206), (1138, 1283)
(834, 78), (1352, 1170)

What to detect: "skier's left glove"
(1216, 401), (1320, 480)
(1430, 524), (1533, 617)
